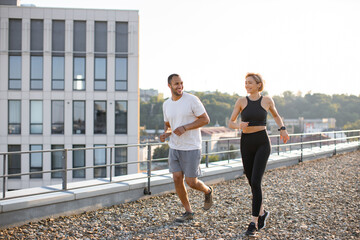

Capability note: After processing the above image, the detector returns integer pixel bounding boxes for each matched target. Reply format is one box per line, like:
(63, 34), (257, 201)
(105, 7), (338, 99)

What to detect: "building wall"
(0, 5), (139, 190)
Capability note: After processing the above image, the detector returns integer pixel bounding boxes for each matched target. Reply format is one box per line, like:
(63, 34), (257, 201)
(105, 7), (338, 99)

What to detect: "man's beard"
(171, 87), (183, 96)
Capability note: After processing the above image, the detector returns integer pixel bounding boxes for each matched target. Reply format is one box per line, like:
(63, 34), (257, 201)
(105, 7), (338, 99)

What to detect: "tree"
(152, 144), (169, 160)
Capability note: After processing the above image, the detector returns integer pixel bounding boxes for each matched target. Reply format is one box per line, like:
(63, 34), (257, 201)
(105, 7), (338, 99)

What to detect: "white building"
(0, 0), (139, 190)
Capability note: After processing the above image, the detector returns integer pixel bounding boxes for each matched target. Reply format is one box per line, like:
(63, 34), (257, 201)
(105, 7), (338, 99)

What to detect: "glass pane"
(9, 80), (21, 90)
(115, 101), (127, 134)
(31, 101), (42, 123)
(52, 101), (64, 134)
(94, 101), (106, 134)
(9, 56), (21, 79)
(115, 58), (127, 80)
(95, 22), (107, 52)
(73, 80), (85, 90)
(94, 81), (106, 90)
(73, 145), (85, 178)
(115, 146), (127, 176)
(73, 101), (85, 134)
(52, 20), (65, 52)
(9, 100), (21, 123)
(51, 145), (64, 178)
(74, 21), (86, 52)
(30, 145), (42, 168)
(9, 19), (22, 51)
(52, 80), (64, 90)
(94, 145), (106, 165)
(30, 124), (42, 134)
(52, 56), (64, 79)
(73, 57), (85, 79)
(31, 56), (43, 79)
(115, 22), (128, 53)
(8, 145), (21, 179)
(31, 20), (43, 51)
(95, 58), (106, 79)
(30, 80), (43, 90)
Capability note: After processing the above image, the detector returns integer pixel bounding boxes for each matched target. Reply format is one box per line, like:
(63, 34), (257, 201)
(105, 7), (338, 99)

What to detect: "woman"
(228, 73), (289, 236)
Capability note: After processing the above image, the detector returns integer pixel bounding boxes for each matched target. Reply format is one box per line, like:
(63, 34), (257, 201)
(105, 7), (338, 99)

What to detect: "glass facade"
(94, 57), (107, 90)
(115, 145), (127, 176)
(94, 144), (106, 178)
(30, 100), (43, 134)
(115, 101), (127, 134)
(73, 57), (86, 90)
(52, 56), (65, 90)
(51, 100), (64, 134)
(8, 145), (21, 179)
(115, 22), (128, 91)
(94, 101), (106, 134)
(73, 145), (85, 178)
(30, 145), (42, 178)
(73, 101), (85, 134)
(8, 100), (21, 134)
(30, 56), (43, 90)
(51, 145), (64, 178)
(9, 55), (21, 90)
(30, 20), (43, 90)
(115, 58), (127, 91)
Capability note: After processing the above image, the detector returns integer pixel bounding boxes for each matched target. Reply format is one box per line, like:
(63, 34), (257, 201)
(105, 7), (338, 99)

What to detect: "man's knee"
(173, 172), (184, 183)
(185, 177), (198, 188)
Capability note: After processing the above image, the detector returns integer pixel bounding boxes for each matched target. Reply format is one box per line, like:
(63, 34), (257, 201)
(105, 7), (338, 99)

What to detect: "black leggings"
(241, 130), (271, 217)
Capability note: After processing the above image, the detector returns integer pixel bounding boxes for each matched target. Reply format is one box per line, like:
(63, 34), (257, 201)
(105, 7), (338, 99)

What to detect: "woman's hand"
(280, 130), (290, 144)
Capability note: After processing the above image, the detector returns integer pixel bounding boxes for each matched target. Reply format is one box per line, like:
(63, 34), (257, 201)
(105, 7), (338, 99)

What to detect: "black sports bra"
(241, 96), (267, 126)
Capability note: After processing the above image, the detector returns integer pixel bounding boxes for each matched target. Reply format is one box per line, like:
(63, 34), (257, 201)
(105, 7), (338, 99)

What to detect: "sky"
(20, 0), (360, 98)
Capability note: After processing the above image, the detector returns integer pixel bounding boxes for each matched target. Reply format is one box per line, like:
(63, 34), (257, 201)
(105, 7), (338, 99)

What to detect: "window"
(8, 100), (21, 134)
(115, 101), (127, 134)
(30, 56), (43, 90)
(115, 145), (127, 176)
(30, 100), (43, 134)
(94, 57), (107, 90)
(73, 21), (86, 52)
(52, 56), (64, 90)
(9, 55), (21, 90)
(94, 144), (106, 178)
(30, 145), (42, 178)
(73, 57), (86, 90)
(30, 19), (43, 90)
(115, 22), (128, 91)
(73, 101), (85, 134)
(9, 19), (22, 51)
(115, 58), (127, 91)
(95, 22), (107, 53)
(8, 145), (21, 179)
(51, 145), (64, 178)
(52, 20), (65, 52)
(73, 145), (85, 178)
(52, 100), (64, 134)
(94, 101), (106, 134)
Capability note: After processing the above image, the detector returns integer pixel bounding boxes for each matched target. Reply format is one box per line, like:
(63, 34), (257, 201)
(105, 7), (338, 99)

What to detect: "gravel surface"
(1, 151), (359, 239)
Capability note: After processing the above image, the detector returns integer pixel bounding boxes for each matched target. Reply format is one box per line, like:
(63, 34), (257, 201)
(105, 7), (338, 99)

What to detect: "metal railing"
(1, 129), (359, 200)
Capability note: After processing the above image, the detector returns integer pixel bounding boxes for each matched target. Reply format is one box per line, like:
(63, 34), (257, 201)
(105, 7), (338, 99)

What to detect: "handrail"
(1, 129), (359, 200)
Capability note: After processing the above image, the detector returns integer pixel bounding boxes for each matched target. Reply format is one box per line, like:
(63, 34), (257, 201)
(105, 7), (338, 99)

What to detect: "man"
(160, 73), (213, 223)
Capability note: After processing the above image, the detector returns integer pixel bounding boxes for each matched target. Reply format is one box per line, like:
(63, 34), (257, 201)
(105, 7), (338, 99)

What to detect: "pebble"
(1, 151), (359, 239)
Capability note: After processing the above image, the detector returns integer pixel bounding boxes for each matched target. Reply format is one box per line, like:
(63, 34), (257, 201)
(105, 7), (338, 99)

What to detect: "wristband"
(278, 126), (286, 131)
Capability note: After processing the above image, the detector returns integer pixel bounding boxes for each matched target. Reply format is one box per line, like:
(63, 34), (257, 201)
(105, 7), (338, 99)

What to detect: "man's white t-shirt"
(163, 92), (207, 150)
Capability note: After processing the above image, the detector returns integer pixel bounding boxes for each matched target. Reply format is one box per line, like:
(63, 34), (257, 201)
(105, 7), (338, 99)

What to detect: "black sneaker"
(204, 186), (213, 210)
(175, 211), (194, 223)
(258, 210), (269, 230)
(245, 222), (257, 236)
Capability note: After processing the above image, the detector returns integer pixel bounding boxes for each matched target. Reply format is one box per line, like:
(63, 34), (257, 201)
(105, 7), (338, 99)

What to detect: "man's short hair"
(168, 74), (179, 84)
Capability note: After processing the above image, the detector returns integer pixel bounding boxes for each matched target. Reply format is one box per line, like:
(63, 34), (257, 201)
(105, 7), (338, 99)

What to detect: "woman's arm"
(228, 98), (248, 130)
(267, 96), (290, 143)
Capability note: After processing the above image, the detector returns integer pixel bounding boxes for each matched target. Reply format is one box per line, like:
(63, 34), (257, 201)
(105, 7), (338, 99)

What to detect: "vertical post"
(310, 134), (312, 150)
(320, 133), (322, 148)
(110, 147), (113, 182)
(277, 136), (280, 155)
(227, 139), (230, 163)
(205, 141), (209, 168)
(300, 134), (303, 163)
(334, 132), (337, 155)
(144, 144), (152, 195)
(2, 154), (7, 199)
(62, 149), (68, 190)
(289, 136), (292, 153)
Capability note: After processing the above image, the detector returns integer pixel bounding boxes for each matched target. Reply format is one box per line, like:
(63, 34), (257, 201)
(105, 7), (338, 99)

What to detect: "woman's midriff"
(242, 126), (266, 134)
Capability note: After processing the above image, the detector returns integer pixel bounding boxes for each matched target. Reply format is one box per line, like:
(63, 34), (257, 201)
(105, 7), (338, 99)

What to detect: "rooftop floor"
(1, 150), (359, 239)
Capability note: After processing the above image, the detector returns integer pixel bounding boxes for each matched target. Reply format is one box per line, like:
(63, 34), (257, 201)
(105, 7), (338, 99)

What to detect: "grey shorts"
(168, 148), (202, 178)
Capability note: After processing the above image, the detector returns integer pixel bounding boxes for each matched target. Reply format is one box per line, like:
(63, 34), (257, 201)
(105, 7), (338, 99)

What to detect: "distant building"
(140, 89), (163, 102)
(267, 117), (336, 134)
(0, 2), (139, 190)
(201, 126), (238, 153)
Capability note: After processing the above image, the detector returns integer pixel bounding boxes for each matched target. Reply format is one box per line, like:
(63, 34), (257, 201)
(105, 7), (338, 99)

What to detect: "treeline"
(140, 91), (360, 131)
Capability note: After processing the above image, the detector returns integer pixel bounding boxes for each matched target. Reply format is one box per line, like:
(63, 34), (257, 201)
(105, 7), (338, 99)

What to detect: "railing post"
(320, 133), (322, 148)
(205, 141), (209, 168)
(227, 139), (230, 163)
(277, 136), (280, 155)
(334, 132), (337, 155)
(144, 144), (152, 195)
(110, 147), (113, 182)
(289, 136), (292, 153)
(300, 134), (303, 163)
(62, 149), (68, 191)
(2, 154), (7, 199)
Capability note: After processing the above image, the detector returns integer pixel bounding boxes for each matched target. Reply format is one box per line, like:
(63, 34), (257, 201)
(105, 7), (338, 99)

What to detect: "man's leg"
(173, 171), (192, 212)
(185, 177), (211, 194)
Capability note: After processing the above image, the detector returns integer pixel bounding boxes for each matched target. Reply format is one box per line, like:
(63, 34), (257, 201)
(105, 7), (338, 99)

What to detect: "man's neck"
(171, 92), (183, 101)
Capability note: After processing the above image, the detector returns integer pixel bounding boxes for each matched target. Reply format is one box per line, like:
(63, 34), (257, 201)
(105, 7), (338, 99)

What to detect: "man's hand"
(160, 132), (171, 142)
(173, 126), (186, 136)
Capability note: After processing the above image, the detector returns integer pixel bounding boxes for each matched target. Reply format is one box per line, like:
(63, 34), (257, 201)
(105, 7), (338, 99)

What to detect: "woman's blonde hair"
(245, 73), (264, 92)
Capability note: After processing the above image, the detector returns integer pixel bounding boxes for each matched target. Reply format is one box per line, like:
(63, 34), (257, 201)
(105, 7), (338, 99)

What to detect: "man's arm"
(159, 122), (172, 142)
(173, 112), (210, 136)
